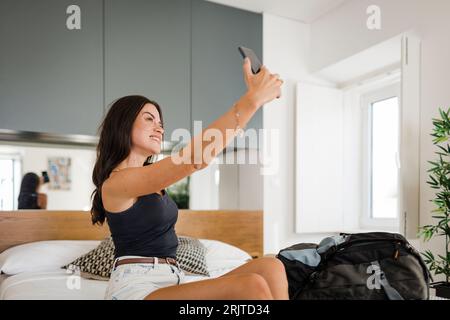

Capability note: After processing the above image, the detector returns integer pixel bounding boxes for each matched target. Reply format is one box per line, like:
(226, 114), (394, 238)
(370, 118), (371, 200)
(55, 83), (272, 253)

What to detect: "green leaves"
(418, 225), (439, 241)
(421, 250), (450, 278)
(437, 144), (450, 155)
(166, 176), (190, 209)
(421, 107), (450, 282)
(431, 109), (450, 144)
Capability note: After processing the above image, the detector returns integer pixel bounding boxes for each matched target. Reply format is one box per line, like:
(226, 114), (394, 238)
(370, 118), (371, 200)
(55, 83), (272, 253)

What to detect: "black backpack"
(276, 232), (432, 300)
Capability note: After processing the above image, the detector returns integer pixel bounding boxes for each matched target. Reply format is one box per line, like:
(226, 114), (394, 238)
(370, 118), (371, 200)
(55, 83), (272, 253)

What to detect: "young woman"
(18, 172), (48, 209)
(92, 58), (288, 300)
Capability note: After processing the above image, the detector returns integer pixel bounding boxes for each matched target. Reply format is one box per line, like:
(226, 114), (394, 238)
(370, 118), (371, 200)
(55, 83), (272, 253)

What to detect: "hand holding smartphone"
(41, 171), (50, 184)
(238, 46), (281, 99)
(238, 46), (262, 74)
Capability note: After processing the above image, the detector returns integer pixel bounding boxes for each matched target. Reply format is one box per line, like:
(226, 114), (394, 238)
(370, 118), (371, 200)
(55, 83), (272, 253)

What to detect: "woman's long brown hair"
(91, 95), (163, 225)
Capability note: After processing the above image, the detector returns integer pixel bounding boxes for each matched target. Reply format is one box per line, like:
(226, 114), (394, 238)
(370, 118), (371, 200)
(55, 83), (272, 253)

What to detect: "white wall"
(262, 1), (450, 279)
(189, 149), (263, 210)
(0, 143), (96, 210)
(295, 82), (344, 233)
(263, 14), (336, 254)
(238, 163), (263, 210)
(310, 0), (425, 72)
(189, 160), (220, 210)
(309, 0), (450, 280)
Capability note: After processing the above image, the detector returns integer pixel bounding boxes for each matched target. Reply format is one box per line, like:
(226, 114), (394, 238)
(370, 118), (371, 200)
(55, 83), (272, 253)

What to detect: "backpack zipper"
(393, 242), (401, 260)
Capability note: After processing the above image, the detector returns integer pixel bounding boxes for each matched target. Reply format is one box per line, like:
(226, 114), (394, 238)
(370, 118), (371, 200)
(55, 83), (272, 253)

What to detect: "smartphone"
(238, 46), (262, 74)
(239, 46), (281, 99)
(42, 171), (50, 184)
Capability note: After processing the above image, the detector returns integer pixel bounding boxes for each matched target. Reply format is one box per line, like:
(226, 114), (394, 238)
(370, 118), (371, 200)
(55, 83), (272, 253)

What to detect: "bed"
(0, 210), (263, 300)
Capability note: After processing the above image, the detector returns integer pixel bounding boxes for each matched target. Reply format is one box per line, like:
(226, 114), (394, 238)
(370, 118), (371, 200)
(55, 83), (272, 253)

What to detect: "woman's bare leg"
(145, 273), (273, 300)
(219, 257), (289, 300)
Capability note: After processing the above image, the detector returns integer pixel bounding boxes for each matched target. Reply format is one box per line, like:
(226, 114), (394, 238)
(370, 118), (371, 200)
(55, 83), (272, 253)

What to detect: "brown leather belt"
(114, 257), (178, 268)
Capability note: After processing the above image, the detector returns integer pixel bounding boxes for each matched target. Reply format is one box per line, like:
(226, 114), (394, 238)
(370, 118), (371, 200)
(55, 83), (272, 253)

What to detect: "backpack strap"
(370, 261), (404, 300)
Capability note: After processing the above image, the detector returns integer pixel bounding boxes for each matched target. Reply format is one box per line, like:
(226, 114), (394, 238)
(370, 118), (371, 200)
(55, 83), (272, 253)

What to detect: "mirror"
(0, 140), (262, 211)
(0, 141), (96, 211)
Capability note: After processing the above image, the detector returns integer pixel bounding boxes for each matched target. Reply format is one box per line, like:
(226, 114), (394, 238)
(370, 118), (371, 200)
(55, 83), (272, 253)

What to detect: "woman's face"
(131, 103), (164, 156)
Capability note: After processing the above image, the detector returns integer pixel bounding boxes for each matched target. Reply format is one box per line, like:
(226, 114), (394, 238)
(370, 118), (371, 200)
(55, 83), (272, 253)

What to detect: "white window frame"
(0, 153), (22, 210)
(360, 83), (401, 231)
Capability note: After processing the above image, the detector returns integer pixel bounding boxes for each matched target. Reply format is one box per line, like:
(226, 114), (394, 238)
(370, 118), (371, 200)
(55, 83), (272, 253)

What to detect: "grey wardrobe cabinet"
(104, 0), (191, 141)
(0, 0), (262, 139)
(191, 0), (263, 134)
(0, 0), (104, 136)
(104, 0), (262, 140)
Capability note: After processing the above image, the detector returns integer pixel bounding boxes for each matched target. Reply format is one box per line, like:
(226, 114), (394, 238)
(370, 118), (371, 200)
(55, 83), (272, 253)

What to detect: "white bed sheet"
(0, 274), (9, 286)
(0, 268), (235, 300)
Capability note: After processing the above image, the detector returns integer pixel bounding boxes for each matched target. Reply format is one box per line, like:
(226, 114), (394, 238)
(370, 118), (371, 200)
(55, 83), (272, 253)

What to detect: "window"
(371, 96), (399, 219)
(294, 33), (420, 235)
(361, 84), (401, 230)
(0, 154), (22, 210)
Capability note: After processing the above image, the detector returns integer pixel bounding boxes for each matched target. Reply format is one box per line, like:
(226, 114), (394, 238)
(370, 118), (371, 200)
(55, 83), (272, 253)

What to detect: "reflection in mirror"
(0, 141), (96, 211)
(161, 148), (263, 210)
(188, 149), (263, 210)
(0, 140), (262, 211)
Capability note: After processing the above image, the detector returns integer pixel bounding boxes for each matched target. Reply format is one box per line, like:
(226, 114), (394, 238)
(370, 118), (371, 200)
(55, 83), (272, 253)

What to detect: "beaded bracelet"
(234, 104), (245, 138)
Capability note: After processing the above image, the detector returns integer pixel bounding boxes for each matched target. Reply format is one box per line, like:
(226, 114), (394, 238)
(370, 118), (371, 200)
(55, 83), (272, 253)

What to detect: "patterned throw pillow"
(63, 236), (209, 280)
(176, 236), (209, 276)
(64, 237), (114, 280)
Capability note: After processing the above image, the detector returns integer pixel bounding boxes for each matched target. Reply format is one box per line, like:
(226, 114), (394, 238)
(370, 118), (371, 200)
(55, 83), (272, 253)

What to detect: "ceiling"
(205, 0), (349, 23)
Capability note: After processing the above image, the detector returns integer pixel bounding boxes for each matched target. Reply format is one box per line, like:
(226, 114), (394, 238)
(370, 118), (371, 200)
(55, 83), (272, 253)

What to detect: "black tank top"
(18, 192), (40, 209)
(105, 189), (179, 259)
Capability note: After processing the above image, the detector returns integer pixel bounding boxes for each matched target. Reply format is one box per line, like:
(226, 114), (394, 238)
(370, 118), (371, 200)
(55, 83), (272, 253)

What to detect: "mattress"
(0, 268), (233, 300)
(0, 238), (252, 300)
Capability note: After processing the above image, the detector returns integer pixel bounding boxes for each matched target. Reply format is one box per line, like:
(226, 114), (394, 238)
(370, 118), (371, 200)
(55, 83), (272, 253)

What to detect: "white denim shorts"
(104, 255), (186, 300)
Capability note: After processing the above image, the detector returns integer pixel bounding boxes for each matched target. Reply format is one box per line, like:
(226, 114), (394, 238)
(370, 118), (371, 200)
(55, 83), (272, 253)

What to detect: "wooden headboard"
(0, 210), (263, 258)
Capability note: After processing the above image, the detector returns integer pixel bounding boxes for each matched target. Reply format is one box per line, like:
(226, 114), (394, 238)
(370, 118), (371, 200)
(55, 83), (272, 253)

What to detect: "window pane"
(371, 96), (399, 219)
(0, 159), (14, 210)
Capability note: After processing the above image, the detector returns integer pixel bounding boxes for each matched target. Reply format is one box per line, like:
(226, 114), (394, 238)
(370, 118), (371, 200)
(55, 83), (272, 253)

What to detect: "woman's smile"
(149, 135), (161, 143)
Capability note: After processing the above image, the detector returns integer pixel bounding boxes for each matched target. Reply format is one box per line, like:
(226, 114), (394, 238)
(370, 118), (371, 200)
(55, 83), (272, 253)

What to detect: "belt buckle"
(113, 258), (120, 271)
(165, 257), (177, 267)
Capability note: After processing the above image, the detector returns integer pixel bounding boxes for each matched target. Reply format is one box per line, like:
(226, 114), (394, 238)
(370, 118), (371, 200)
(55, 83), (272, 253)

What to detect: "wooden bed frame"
(0, 210), (263, 258)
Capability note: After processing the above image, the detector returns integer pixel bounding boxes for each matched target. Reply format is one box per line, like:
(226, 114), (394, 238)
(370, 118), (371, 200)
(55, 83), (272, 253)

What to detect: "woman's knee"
(260, 257), (287, 275)
(238, 273), (273, 299)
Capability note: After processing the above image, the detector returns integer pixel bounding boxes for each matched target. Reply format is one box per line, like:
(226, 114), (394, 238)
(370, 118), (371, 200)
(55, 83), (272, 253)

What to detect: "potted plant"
(419, 108), (450, 299)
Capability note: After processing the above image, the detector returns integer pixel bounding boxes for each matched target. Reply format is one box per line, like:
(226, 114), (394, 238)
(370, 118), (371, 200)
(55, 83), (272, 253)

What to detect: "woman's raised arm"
(103, 58), (283, 200)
